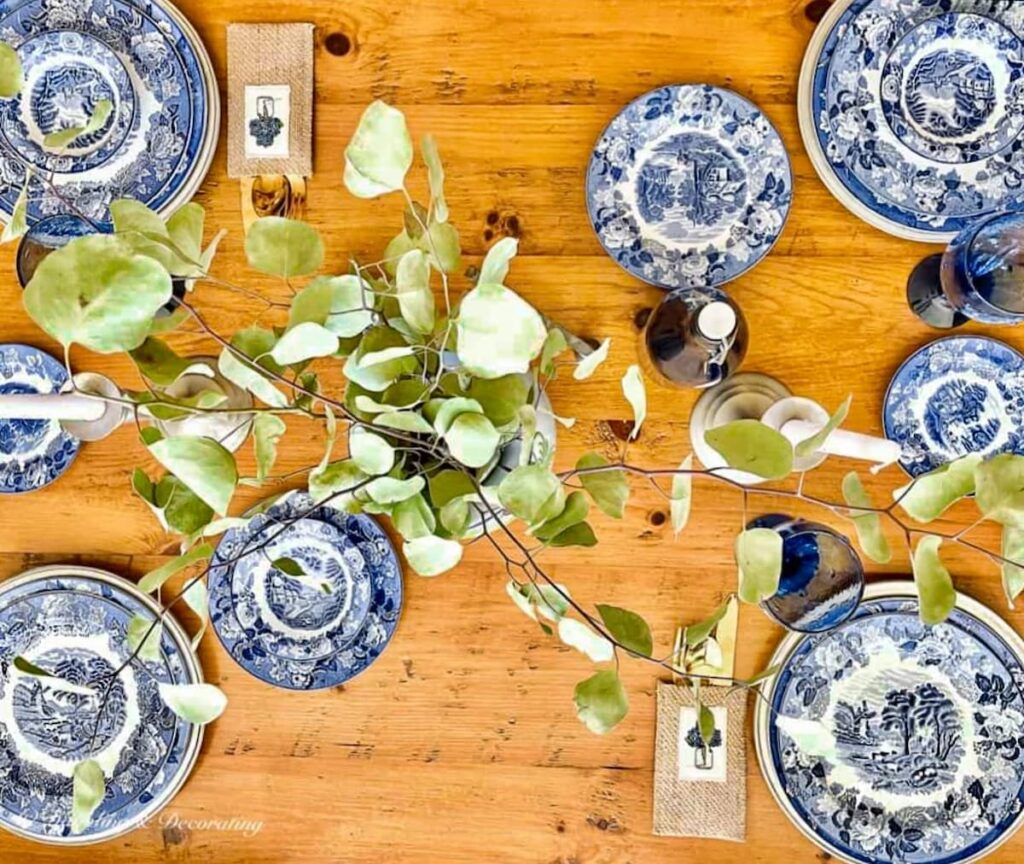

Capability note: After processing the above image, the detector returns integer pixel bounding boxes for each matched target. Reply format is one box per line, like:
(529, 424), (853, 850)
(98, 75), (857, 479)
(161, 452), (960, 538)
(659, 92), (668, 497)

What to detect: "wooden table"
(0, 0), (1020, 861)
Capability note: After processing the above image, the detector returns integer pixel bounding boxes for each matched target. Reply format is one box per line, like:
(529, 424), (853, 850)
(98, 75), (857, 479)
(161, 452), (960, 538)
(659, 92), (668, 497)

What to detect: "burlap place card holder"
(226, 23), (314, 178)
(652, 682), (747, 841)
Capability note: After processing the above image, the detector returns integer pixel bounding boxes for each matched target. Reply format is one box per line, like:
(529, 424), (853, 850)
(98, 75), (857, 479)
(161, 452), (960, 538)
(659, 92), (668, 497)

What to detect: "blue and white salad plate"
(755, 581), (1024, 864)
(209, 492), (403, 691)
(0, 343), (79, 494)
(883, 336), (1024, 477)
(0, 0), (219, 227)
(800, 0), (1024, 242)
(0, 565), (203, 845)
(586, 84), (793, 289)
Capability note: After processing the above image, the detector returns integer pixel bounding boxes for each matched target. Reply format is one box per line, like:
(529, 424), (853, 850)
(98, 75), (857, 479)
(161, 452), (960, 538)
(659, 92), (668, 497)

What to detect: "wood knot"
(325, 32), (353, 57)
(605, 419), (635, 442)
(649, 510), (666, 527)
(805, 0), (833, 23)
(483, 210), (522, 243)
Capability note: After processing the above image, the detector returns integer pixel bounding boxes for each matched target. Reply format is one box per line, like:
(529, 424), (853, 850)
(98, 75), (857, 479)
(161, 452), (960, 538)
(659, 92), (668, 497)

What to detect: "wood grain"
(1, 0), (1022, 861)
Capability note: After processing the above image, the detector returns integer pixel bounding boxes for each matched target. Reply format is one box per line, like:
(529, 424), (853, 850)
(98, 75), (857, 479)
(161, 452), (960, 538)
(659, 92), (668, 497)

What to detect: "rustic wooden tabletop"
(0, 0), (1020, 861)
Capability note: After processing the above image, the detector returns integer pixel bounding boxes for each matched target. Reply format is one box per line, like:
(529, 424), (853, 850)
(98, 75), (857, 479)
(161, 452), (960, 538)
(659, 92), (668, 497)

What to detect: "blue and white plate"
(0, 565), (203, 845)
(755, 581), (1024, 864)
(800, 0), (1024, 242)
(0, 344), (79, 494)
(883, 336), (1024, 477)
(0, 0), (219, 227)
(208, 493), (403, 691)
(586, 84), (793, 289)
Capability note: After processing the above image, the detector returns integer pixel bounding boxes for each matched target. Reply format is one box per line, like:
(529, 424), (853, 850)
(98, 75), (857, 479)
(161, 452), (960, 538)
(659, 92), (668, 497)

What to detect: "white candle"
(0, 392), (106, 422)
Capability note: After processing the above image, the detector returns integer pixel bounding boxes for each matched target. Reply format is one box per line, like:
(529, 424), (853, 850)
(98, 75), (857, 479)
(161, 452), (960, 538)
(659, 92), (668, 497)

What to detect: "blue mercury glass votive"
(747, 514), (865, 633)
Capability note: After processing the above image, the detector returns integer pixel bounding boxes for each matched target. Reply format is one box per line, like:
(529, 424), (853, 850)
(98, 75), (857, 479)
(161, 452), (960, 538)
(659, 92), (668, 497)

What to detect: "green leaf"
(704, 420), (794, 480)
(895, 454), (981, 523)
(138, 544), (214, 594)
(182, 578), (209, 647)
(289, 275), (374, 338)
(684, 599), (731, 647)
(534, 491), (589, 541)
(466, 375), (530, 427)
(367, 475), (425, 504)
(44, 98), (111, 149)
(13, 656), (52, 678)
(574, 338), (611, 381)
(344, 327), (419, 392)
(157, 683), (228, 725)
(0, 42), (23, 98)
(424, 220), (461, 273)
(392, 493), (436, 541)
(309, 460), (367, 506)
(538, 328), (568, 378)
(111, 198), (175, 270)
(148, 436), (238, 515)
(71, 760), (105, 835)
(165, 202), (206, 275)
(912, 535), (955, 626)
(456, 282), (547, 379)
(127, 615), (163, 663)
(698, 703), (716, 747)
(670, 455), (693, 537)
(14, 656), (95, 696)
(269, 321), (339, 365)
(595, 604), (653, 656)
(577, 453), (628, 519)
(359, 346), (416, 368)
(795, 395), (852, 458)
(133, 472), (216, 536)
(404, 535), (463, 576)
(253, 414), (286, 481)
(434, 397), (484, 436)
(498, 464), (565, 525)
(245, 217), (324, 278)
(445, 412), (499, 468)
(558, 617), (614, 662)
(271, 557), (306, 577)
(620, 365), (646, 440)
(218, 348), (289, 409)
(975, 454), (1024, 528)
(842, 471), (892, 564)
(344, 100), (413, 197)
(396, 248), (435, 335)
(349, 427), (395, 475)
(429, 470), (477, 508)
(1002, 527), (1024, 609)
(130, 337), (210, 386)
(574, 670), (628, 735)
(23, 234), (172, 352)
(735, 528), (783, 604)
(547, 522), (598, 547)
(506, 581), (571, 622)
(374, 411), (434, 434)
(2, 171), (29, 243)
(478, 236), (518, 285)
(421, 134), (448, 222)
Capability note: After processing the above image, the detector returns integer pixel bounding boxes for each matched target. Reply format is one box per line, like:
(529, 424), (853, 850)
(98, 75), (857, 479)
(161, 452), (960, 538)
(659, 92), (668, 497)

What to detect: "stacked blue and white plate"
(208, 492), (404, 691)
(0, 565), (203, 844)
(0, 0), (219, 227)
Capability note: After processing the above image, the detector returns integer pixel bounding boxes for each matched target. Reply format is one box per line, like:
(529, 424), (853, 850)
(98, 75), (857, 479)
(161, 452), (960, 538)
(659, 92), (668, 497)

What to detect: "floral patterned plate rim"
(585, 84), (793, 289)
(799, 0), (1024, 243)
(0, 565), (203, 845)
(208, 492), (403, 691)
(0, 0), (219, 227)
(0, 343), (80, 495)
(882, 335), (1024, 478)
(754, 580), (1024, 864)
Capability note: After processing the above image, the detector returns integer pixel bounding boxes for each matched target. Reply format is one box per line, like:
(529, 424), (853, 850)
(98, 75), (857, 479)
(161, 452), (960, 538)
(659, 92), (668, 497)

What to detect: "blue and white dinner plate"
(883, 336), (1024, 477)
(0, 0), (219, 227)
(208, 492), (403, 691)
(586, 84), (793, 289)
(800, 0), (1024, 242)
(0, 344), (79, 494)
(0, 565), (203, 845)
(755, 581), (1024, 864)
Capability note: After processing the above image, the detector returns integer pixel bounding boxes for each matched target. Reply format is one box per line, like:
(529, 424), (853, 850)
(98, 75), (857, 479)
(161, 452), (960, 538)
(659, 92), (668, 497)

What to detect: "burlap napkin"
(652, 682), (747, 840)
(226, 23), (314, 177)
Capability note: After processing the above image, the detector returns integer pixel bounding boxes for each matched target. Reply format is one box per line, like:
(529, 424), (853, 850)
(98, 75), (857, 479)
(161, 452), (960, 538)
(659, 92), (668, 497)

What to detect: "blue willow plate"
(0, 343), (79, 494)
(755, 582), (1024, 864)
(0, 565), (202, 845)
(586, 84), (792, 289)
(883, 336), (1024, 477)
(0, 0), (217, 226)
(800, 0), (1024, 242)
(208, 493), (403, 691)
